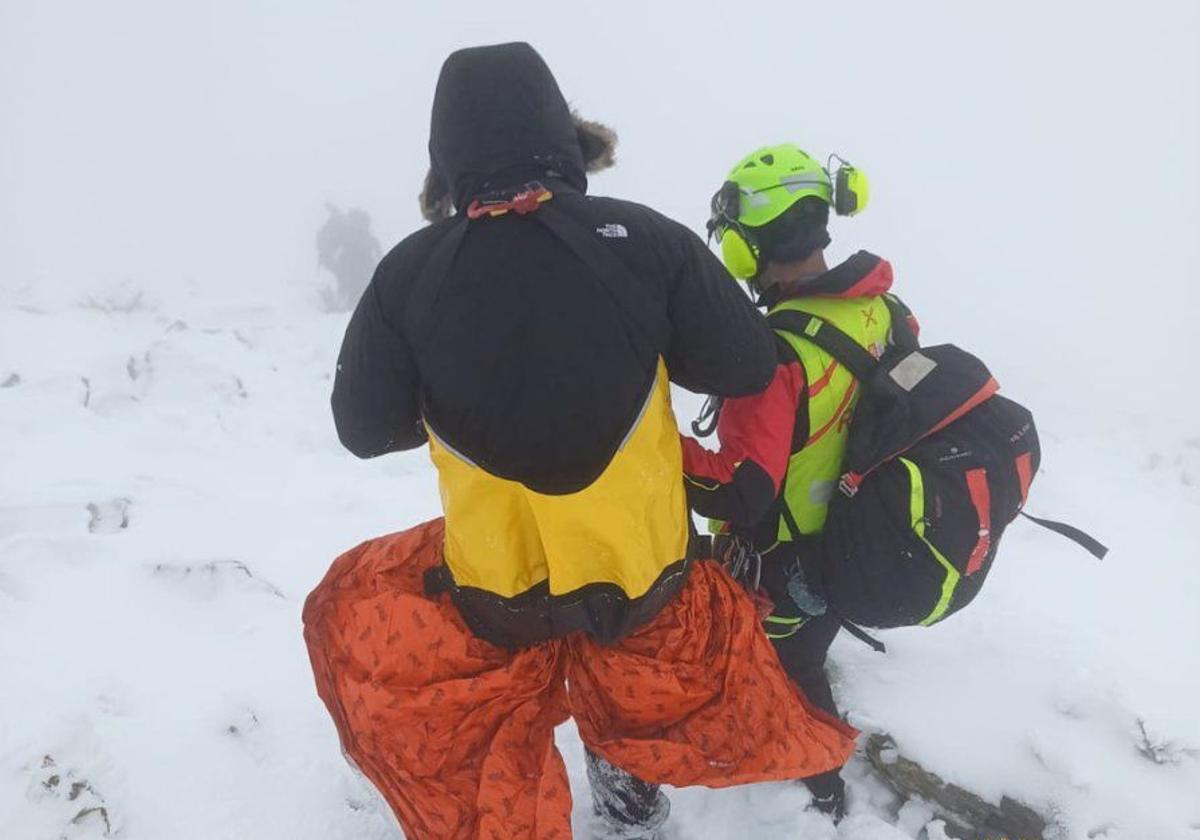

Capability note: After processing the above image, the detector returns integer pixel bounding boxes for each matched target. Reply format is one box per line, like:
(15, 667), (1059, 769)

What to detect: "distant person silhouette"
(317, 203), (382, 311)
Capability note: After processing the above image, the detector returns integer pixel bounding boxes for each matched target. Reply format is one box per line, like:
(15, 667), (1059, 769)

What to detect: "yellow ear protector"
(707, 155), (868, 281)
(707, 181), (761, 280)
(719, 223), (762, 280)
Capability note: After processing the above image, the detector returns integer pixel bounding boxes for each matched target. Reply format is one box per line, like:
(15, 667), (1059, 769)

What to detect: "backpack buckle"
(838, 472), (863, 498)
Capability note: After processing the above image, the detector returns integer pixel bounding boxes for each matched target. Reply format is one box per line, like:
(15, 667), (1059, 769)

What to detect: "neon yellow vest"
(772, 294), (893, 540)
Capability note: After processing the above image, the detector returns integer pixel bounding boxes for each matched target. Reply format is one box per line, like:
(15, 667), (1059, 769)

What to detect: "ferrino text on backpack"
(769, 299), (1108, 630)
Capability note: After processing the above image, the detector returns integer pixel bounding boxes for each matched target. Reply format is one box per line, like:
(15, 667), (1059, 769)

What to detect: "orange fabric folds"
(303, 518), (857, 839)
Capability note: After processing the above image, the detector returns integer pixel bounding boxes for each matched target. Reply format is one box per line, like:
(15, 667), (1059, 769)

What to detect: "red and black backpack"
(769, 302), (1106, 630)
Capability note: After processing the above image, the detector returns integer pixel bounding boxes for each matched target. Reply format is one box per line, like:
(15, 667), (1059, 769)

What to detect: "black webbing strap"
(532, 201), (662, 355)
(423, 564), (454, 596)
(881, 293), (920, 352)
(839, 617), (887, 653)
(768, 309), (879, 382)
(691, 395), (723, 438)
(1019, 511), (1109, 560)
(688, 532), (713, 561)
(776, 495), (806, 544)
(402, 217), (470, 347)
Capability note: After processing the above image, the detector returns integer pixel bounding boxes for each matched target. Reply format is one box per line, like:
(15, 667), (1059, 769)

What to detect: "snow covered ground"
(1, 278), (1197, 840)
(2, 2), (1197, 838)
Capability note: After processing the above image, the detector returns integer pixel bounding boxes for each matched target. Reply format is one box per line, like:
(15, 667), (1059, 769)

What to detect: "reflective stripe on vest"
(772, 295), (894, 540)
(900, 457), (960, 625)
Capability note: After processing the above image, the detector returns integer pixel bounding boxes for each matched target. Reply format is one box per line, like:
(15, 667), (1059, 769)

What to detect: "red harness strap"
(1014, 451), (1034, 507)
(964, 467), (992, 576)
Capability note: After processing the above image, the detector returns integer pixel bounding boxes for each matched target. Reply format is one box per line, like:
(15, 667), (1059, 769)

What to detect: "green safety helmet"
(707, 142), (869, 280)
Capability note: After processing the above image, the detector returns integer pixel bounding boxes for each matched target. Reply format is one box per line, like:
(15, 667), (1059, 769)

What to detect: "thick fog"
(2, 0), (1197, 418)
(2, 5), (1198, 838)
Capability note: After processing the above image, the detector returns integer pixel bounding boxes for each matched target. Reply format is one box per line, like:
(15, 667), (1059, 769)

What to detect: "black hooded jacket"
(332, 42), (775, 497)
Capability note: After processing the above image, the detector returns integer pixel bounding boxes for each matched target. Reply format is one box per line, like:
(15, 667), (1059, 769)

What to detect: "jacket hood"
(760, 251), (894, 308)
(421, 42), (617, 222)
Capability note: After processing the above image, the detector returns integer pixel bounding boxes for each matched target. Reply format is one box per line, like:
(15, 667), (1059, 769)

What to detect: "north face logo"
(596, 223), (628, 239)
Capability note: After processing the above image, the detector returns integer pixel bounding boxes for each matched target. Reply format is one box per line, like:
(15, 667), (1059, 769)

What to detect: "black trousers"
(769, 610), (841, 716)
(584, 749), (668, 836)
(760, 552), (848, 809)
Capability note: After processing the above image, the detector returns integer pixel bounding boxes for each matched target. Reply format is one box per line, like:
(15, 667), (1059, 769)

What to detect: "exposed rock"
(70, 805), (112, 835)
(80, 286), (147, 315)
(86, 498), (131, 534)
(865, 733), (1048, 840)
(1134, 717), (1199, 766)
(150, 559), (285, 599)
(34, 754), (114, 838)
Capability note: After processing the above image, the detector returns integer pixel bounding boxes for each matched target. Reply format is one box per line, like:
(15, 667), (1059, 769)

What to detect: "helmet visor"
(707, 180), (742, 242)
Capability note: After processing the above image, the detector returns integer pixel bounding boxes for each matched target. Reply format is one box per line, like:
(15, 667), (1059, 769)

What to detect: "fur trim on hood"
(419, 78), (618, 224)
(420, 45), (619, 223)
(574, 114), (618, 174)
(419, 168), (455, 224)
(419, 112), (618, 223)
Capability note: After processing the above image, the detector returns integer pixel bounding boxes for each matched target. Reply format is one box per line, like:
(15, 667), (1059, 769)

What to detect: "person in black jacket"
(332, 42), (775, 647)
(325, 42), (808, 838)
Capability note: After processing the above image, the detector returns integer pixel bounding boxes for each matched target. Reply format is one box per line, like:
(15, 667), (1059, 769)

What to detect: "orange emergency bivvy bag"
(303, 518), (857, 839)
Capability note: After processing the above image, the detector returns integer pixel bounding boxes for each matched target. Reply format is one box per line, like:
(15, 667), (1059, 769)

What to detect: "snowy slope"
(2, 280), (1197, 840)
(2, 2), (1197, 838)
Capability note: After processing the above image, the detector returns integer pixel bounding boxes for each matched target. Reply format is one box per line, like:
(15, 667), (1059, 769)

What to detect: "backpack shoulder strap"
(881, 293), (920, 352)
(533, 200), (661, 354)
(402, 217), (470, 347)
(404, 198), (662, 357)
(768, 308), (879, 382)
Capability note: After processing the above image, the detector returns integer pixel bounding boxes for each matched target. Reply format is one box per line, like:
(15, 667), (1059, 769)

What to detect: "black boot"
(803, 768), (846, 822)
(585, 750), (670, 839)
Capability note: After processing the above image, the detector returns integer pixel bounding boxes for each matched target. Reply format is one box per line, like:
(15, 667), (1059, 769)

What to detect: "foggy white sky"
(2, 0), (1197, 419)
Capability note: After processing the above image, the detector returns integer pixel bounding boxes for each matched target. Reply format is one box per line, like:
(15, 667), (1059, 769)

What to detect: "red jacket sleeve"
(682, 359), (805, 529)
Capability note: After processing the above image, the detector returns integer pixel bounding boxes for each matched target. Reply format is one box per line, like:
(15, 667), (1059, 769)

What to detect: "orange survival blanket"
(303, 518), (857, 839)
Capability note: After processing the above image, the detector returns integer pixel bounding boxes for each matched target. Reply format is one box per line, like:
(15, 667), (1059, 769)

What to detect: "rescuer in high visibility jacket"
(683, 143), (919, 820)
